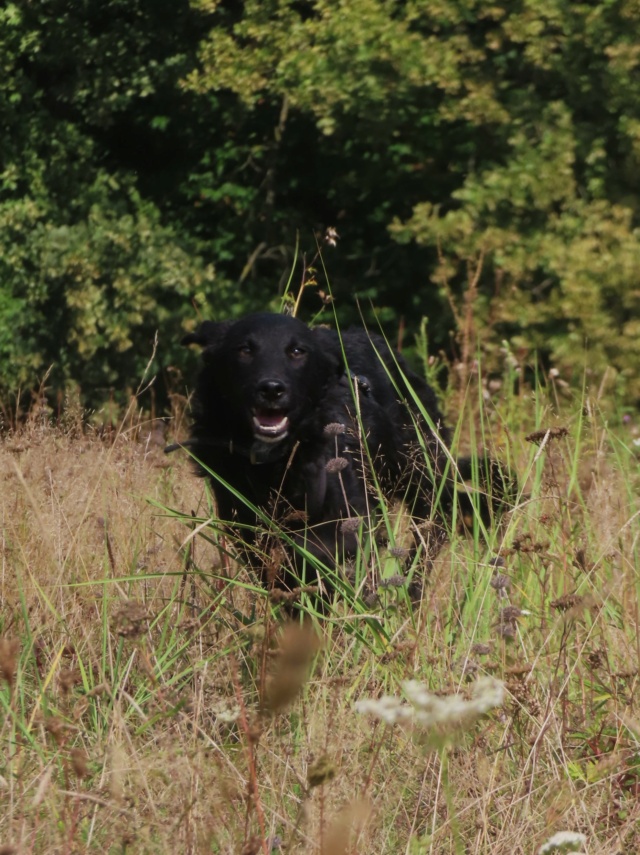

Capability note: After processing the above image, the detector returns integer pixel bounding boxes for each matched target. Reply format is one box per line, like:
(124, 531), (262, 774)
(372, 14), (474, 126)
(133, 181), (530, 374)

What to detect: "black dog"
(176, 313), (508, 597)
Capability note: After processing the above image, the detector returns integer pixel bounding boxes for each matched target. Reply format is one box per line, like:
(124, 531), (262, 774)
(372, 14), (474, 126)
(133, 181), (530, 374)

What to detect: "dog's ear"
(181, 320), (232, 348)
(310, 326), (344, 377)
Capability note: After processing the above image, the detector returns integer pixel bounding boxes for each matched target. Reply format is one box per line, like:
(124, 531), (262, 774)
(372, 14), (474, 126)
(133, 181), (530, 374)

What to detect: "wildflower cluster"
(355, 676), (505, 729)
(538, 830), (587, 854)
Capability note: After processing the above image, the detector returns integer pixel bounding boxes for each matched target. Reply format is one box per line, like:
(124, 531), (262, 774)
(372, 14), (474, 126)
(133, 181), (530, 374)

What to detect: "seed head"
(500, 605), (523, 623)
(324, 422), (346, 436)
(59, 668), (81, 695)
(261, 624), (320, 714)
(490, 573), (511, 598)
(471, 643), (492, 656)
(112, 602), (149, 639)
(586, 648), (604, 669)
(307, 754), (337, 788)
(0, 637), (20, 690)
(388, 546), (410, 559)
(70, 747), (90, 779)
(45, 716), (68, 747)
(497, 620), (517, 639)
(379, 574), (406, 589)
(525, 427), (569, 444)
(550, 593), (583, 612)
(325, 456), (349, 473)
(324, 226), (339, 248)
(457, 657), (479, 677)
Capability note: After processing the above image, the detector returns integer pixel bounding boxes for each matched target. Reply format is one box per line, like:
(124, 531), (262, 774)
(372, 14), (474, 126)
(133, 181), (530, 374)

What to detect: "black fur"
(177, 313), (508, 596)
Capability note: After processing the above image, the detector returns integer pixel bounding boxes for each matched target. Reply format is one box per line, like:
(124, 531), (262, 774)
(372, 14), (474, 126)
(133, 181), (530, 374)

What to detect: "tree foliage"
(2, 0), (640, 408)
(390, 0), (640, 400)
(189, 0), (640, 401)
(0, 1), (216, 408)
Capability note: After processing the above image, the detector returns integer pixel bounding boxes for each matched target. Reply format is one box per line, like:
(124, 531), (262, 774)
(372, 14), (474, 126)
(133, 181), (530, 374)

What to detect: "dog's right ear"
(181, 320), (232, 348)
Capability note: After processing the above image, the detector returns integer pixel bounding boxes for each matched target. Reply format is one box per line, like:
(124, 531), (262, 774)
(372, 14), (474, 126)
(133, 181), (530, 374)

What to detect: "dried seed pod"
(0, 637), (20, 690)
(325, 457), (349, 473)
(307, 754), (337, 788)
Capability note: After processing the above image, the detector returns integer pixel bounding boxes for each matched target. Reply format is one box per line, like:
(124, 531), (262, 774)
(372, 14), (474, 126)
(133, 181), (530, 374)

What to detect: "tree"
(3, 0), (640, 409)
(189, 0), (640, 401)
(0, 1), (216, 410)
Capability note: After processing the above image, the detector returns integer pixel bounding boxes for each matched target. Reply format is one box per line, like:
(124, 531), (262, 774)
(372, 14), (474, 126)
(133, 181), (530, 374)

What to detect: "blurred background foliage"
(2, 0), (640, 413)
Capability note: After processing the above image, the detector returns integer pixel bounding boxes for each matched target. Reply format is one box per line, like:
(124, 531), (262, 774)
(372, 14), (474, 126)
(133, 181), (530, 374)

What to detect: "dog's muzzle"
(252, 408), (290, 442)
(253, 378), (290, 442)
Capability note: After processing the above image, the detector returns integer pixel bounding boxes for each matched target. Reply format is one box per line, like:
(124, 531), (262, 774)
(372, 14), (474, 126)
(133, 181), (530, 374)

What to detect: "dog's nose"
(256, 379), (287, 403)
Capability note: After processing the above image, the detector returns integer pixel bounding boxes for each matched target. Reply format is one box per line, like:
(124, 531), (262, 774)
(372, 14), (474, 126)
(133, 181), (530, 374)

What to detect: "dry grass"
(1, 386), (639, 855)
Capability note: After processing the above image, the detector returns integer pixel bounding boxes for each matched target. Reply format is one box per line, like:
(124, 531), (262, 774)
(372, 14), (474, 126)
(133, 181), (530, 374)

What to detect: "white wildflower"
(538, 830), (587, 854)
(354, 696), (413, 726)
(355, 676), (504, 729)
(211, 701), (241, 724)
(324, 226), (339, 247)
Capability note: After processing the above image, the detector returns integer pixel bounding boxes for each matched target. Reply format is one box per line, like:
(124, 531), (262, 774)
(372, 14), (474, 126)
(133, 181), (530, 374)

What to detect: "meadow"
(1, 368), (639, 854)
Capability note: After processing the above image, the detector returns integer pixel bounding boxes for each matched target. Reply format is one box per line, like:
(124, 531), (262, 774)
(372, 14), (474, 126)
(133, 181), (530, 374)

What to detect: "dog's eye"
(287, 345), (306, 360)
(237, 344), (253, 360)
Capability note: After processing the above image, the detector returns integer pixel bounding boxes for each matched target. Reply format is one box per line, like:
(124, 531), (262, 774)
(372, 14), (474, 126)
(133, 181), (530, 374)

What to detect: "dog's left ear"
(181, 320), (232, 348)
(311, 326), (344, 377)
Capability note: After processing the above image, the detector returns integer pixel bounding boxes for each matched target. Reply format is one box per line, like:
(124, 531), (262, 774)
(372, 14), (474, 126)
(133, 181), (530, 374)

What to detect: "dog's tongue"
(256, 410), (285, 427)
(253, 409), (290, 440)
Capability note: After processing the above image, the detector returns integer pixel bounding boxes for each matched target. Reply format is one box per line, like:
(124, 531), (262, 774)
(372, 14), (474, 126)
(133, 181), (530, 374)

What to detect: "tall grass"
(1, 357), (639, 853)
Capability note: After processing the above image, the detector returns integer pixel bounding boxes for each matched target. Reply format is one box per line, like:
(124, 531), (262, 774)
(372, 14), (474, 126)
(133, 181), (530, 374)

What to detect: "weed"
(1, 355), (638, 852)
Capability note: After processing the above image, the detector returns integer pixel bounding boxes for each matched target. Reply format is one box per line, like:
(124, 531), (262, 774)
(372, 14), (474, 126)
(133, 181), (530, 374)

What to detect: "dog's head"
(183, 313), (342, 445)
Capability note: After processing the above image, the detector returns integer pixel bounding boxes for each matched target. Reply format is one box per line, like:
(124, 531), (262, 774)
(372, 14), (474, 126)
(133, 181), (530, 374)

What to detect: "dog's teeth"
(253, 414), (289, 437)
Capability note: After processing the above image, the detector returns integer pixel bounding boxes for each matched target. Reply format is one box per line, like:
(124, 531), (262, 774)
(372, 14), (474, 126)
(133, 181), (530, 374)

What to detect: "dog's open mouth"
(252, 409), (290, 442)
